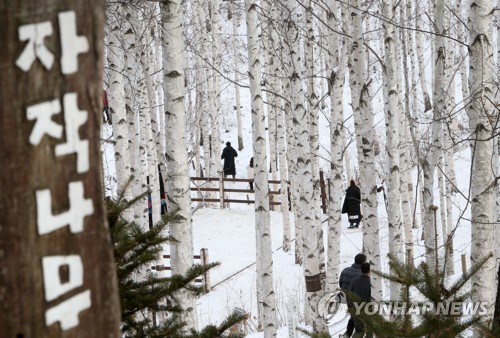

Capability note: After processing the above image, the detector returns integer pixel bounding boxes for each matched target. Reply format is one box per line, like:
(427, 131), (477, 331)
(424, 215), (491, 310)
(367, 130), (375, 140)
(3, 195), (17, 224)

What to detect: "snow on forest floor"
(190, 205), (368, 336)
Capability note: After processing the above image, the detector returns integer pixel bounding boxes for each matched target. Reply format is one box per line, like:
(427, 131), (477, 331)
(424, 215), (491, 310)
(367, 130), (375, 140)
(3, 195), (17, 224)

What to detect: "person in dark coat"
(349, 262), (372, 338)
(342, 179), (362, 228)
(221, 142), (238, 178)
(339, 253), (366, 338)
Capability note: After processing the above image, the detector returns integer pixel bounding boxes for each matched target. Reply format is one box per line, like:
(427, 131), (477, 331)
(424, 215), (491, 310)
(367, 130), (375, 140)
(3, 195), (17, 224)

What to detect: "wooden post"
(219, 172), (225, 208)
(0, 1), (121, 336)
(461, 254), (467, 275)
(200, 248), (211, 291)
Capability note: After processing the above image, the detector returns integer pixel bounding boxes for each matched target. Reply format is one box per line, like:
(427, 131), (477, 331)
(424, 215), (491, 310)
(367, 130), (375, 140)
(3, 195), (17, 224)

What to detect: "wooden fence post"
(219, 172), (225, 208)
(0, 1), (121, 336)
(200, 248), (211, 291)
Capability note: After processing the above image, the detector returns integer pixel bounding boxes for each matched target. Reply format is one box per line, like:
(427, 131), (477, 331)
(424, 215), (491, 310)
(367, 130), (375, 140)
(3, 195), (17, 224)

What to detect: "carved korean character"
(16, 21), (55, 71)
(36, 181), (94, 235)
(42, 256), (91, 331)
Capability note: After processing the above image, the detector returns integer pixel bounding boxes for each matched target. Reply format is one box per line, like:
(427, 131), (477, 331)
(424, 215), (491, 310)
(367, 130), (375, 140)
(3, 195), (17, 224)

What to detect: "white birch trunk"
(140, 17), (161, 228)
(231, 7), (244, 151)
(415, 0), (432, 114)
(399, 0), (417, 254)
(285, 0), (326, 331)
(283, 0), (303, 265)
(350, 0), (382, 300)
(149, 16), (168, 204)
(325, 0), (347, 293)
(422, 0), (446, 272)
(382, 0), (404, 300)
(245, 1), (278, 336)
(210, 0), (222, 178)
(442, 27), (457, 275)
(261, 0), (279, 210)
(277, 103), (292, 252)
(160, 0), (198, 330)
(467, 0), (497, 327)
(305, 0), (325, 294)
(196, 0), (216, 204)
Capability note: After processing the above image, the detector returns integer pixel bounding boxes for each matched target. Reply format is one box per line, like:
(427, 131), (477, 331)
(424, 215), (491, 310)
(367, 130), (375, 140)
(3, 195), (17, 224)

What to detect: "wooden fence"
(151, 248), (211, 292)
(190, 171), (329, 213)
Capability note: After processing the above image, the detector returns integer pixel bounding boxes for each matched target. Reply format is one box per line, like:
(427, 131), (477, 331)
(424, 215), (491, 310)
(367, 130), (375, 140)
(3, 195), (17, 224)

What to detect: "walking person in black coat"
(221, 142), (238, 178)
(342, 179), (362, 228)
(349, 262), (373, 338)
(339, 253), (367, 338)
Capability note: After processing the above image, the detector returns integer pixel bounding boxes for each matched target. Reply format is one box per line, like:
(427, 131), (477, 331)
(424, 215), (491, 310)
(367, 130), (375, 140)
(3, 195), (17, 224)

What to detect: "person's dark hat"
(226, 142), (231, 146)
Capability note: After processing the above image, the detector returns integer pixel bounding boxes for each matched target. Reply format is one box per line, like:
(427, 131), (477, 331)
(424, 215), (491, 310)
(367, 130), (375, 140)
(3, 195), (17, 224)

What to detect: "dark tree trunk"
(0, 1), (121, 337)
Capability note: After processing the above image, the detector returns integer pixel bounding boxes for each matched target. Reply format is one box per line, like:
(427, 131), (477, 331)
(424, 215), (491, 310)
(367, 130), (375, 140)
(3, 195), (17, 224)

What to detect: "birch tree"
(467, 0), (497, 327)
(160, 0), (198, 330)
(245, 0), (278, 336)
(231, 5), (244, 151)
(283, 0), (304, 265)
(209, 0), (222, 177)
(421, 0), (445, 272)
(304, 2), (326, 296)
(325, 0), (347, 293)
(415, 0), (432, 114)
(382, 0), (404, 300)
(349, 0), (382, 299)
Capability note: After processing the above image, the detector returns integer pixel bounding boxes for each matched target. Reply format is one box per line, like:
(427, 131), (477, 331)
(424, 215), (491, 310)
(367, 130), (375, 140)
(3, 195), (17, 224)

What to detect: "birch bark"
(245, 1), (278, 336)
(304, 1), (325, 296)
(160, 0), (198, 330)
(283, 0), (303, 265)
(415, 0), (432, 113)
(422, 0), (445, 272)
(382, 0), (403, 300)
(231, 6), (244, 151)
(467, 0), (497, 326)
(349, 0), (382, 299)
(210, 0), (222, 177)
(325, 0), (347, 293)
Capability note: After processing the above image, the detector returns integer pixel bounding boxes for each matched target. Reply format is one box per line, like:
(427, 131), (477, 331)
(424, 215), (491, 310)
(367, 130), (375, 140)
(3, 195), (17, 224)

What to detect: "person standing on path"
(342, 179), (362, 228)
(221, 142), (238, 178)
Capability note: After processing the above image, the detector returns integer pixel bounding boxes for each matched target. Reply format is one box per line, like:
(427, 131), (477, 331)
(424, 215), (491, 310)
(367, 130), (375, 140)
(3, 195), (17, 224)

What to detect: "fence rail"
(190, 171), (328, 213)
(151, 248), (210, 292)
